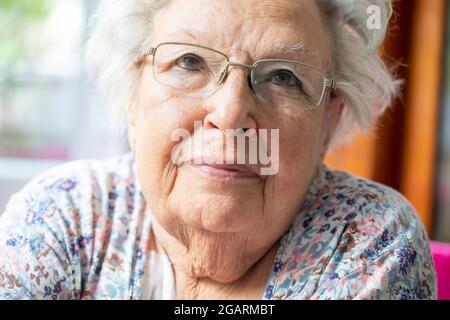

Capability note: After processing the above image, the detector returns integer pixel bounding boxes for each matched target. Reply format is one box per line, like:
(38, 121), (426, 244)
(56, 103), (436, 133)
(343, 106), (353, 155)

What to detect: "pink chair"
(430, 241), (450, 300)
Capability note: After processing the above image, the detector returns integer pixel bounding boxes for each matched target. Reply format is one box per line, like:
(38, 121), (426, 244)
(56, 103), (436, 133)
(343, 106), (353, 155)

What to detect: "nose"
(203, 66), (257, 132)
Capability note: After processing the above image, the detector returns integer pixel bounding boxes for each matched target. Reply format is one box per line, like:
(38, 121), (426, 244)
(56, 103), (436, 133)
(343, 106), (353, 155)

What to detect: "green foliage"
(0, 0), (55, 19)
(0, 0), (56, 68)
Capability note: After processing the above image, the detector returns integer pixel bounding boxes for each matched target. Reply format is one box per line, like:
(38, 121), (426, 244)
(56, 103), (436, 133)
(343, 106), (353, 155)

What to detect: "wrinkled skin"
(128, 0), (343, 299)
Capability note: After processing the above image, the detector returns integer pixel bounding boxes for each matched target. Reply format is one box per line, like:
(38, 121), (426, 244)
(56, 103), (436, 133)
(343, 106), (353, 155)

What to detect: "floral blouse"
(0, 153), (437, 300)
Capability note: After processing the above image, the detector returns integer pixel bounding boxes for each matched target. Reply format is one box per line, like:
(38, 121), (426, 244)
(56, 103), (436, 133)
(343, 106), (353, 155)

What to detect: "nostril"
(232, 128), (251, 134)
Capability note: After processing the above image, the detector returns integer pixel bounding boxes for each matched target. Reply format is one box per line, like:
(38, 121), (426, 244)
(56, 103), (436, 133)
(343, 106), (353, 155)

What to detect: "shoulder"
(300, 166), (427, 243)
(20, 152), (136, 198)
(1, 153), (136, 229)
(319, 168), (436, 299)
(8, 152), (135, 210)
(0, 153), (139, 299)
(316, 167), (427, 246)
(269, 166), (436, 300)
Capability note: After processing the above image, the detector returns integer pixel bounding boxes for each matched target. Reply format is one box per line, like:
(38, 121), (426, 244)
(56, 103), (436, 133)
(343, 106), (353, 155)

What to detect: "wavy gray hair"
(85, 0), (400, 148)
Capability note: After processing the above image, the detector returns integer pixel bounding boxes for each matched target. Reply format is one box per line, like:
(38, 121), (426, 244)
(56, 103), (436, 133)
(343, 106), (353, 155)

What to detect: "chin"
(167, 170), (265, 233)
(171, 193), (262, 234)
(199, 211), (247, 233)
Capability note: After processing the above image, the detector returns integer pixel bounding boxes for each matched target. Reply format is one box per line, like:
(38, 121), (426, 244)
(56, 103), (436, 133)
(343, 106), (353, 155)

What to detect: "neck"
(150, 216), (279, 300)
(173, 242), (278, 300)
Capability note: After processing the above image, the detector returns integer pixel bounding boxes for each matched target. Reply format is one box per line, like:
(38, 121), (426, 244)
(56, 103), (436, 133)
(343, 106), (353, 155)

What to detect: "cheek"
(135, 104), (178, 177)
(282, 123), (320, 166)
(136, 70), (201, 152)
(271, 111), (326, 194)
(278, 110), (324, 166)
(133, 78), (205, 197)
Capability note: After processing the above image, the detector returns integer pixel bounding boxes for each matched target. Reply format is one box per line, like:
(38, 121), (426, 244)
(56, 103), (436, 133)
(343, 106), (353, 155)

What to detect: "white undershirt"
(140, 251), (177, 300)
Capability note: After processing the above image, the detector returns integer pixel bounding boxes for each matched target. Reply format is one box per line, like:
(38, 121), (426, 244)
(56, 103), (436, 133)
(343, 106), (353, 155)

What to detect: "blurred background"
(0, 0), (448, 242)
(0, 0), (128, 209)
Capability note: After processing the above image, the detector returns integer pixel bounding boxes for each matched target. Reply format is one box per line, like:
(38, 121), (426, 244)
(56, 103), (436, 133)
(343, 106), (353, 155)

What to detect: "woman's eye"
(176, 54), (205, 71)
(272, 70), (300, 87)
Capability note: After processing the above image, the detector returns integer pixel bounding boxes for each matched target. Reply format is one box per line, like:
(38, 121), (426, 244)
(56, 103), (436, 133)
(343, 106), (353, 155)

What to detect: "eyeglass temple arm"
(134, 48), (156, 65)
(143, 48), (156, 57)
(326, 79), (336, 90)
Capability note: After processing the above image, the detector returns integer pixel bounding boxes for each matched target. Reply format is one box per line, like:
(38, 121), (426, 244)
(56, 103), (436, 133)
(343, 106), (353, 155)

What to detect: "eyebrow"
(173, 29), (318, 59)
(262, 43), (318, 60)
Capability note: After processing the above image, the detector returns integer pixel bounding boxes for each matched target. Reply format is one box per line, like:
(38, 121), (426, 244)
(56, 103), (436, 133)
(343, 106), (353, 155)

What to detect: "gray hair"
(85, 0), (400, 148)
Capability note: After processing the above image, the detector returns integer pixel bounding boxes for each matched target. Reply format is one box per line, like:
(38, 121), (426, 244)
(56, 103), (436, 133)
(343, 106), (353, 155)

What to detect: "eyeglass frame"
(135, 41), (337, 108)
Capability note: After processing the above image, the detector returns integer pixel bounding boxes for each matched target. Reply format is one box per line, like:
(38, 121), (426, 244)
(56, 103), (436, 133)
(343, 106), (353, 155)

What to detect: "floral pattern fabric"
(0, 153), (436, 299)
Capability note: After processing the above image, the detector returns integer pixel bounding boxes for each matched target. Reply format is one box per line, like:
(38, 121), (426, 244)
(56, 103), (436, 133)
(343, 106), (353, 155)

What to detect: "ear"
(320, 91), (345, 157)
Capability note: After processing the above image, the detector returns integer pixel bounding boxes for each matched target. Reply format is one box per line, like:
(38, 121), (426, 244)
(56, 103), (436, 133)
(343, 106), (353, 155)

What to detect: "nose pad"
(247, 74), (254, 94)
(218, 62), (254, 89)
(218, 66), (229, 85)
(216, 63), (258, 102)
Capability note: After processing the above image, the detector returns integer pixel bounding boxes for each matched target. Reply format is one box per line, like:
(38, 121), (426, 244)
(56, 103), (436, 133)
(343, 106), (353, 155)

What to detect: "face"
(129, 0), (342, 281)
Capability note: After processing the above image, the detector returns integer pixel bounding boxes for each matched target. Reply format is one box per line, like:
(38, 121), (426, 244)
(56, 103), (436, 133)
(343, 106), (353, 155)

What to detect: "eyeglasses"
(137, 42), (336, 109)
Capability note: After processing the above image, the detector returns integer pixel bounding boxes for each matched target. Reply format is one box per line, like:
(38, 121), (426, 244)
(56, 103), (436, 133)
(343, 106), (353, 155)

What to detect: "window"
(0, 0), (128, 211)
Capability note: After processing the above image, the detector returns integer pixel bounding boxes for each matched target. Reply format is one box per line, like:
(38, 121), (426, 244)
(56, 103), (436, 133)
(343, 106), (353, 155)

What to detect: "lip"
(187, 162), (259, 178)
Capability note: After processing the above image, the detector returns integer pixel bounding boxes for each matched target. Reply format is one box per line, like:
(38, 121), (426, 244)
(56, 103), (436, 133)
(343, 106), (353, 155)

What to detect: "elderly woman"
(0, 0), (436, 300)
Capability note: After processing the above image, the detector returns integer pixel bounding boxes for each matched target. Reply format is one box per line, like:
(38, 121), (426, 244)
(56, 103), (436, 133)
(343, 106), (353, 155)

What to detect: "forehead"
(151, 0), (332, 67)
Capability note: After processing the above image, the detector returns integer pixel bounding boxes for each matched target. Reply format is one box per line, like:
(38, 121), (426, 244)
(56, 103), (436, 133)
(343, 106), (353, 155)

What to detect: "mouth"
(185, 160), (259, 179)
